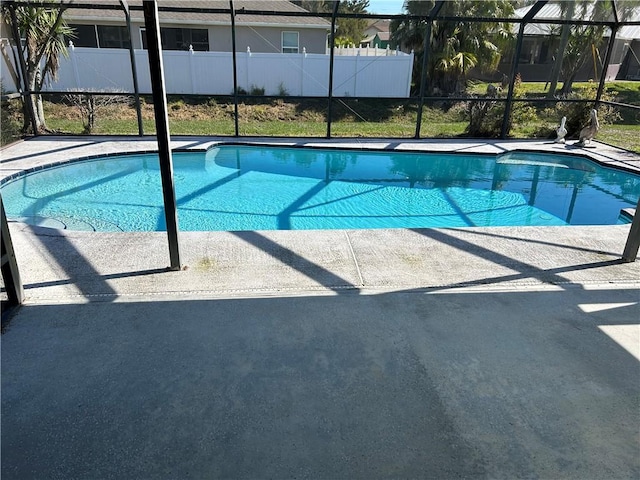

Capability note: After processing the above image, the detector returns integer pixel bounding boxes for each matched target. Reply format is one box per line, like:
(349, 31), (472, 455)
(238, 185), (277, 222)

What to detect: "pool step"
(620, 208), (636, 221)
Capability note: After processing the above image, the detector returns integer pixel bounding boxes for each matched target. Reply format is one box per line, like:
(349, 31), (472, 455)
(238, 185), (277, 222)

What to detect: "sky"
(367, 0), (406, 15)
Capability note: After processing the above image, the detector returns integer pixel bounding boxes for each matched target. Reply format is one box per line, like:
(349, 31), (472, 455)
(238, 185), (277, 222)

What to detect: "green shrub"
(1, 82), (23, 145)
(170, 99), (186, 111)
(466, 74), (539, 137)
(249, 85), (265, 96)
(277, 82), (289, 97)
(1, 100), (22, 145)
(552, 83), (621, 139)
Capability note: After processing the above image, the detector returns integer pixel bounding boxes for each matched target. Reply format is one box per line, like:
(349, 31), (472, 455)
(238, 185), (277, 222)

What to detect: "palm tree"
(2, 3), (73, 133)
(391, 0), (514, 95)
(550, 0), (640, 96)
(335, 0), (370, 46)
(546, 0), (574, 97)
(290, 0), (332, 13)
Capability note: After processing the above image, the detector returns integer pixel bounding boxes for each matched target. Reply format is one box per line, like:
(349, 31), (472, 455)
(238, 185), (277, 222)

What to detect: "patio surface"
(1, 137), (639, 479)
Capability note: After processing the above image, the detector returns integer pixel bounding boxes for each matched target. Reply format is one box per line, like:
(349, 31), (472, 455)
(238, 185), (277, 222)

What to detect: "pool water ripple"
(1, 145), (638, 232)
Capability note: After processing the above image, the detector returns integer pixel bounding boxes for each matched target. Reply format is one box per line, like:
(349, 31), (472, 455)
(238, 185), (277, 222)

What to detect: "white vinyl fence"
(12, 45), (413, 98)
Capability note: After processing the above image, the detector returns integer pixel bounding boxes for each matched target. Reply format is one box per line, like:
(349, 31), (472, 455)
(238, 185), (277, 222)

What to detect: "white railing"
(330, 45), (408, 57)
(3, 44), (413, 98)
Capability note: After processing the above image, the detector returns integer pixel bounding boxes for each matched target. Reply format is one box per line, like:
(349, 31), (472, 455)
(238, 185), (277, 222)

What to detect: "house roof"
(366, 19), (390, 33)
(63, 0), (330, 29)
(363, 19), (390, 42)
(515, 3), (640, 40)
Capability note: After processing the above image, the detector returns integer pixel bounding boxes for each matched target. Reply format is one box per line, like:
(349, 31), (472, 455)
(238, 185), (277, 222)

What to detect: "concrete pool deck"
(1, 137), (639, 478)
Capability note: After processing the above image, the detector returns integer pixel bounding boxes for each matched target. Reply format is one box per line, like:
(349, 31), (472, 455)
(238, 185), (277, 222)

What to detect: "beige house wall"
(57, 20), (327, 54)
(213, 26), (327, 54)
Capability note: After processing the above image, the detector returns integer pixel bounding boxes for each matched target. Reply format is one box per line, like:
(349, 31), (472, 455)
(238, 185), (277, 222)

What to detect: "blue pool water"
(1, 145), (639, 232)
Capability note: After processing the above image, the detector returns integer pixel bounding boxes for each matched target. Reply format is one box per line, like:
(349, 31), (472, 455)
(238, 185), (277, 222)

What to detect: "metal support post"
(142, 0), (181, 270)
(622, 198), (640, 262)
(501, 22), (525, 139)
(502, 0), (547, 139)
(414, 0), (444, 139)
(230, 0), (239, 137)
(326, 0), (340, 139)
(120, 0), (144, 136)
(1, 196), (24, 306)
(595, 25), (617, 107)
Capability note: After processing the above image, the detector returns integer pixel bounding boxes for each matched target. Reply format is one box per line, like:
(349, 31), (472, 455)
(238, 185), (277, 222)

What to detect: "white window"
(282, 31), (299, 54)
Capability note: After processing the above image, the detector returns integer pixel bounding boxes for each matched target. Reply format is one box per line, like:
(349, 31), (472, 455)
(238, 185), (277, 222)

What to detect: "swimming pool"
(1, 145), (639, 231)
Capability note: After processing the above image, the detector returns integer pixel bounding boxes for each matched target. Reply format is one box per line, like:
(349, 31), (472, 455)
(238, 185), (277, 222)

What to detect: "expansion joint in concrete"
(344, 231), (365, 286)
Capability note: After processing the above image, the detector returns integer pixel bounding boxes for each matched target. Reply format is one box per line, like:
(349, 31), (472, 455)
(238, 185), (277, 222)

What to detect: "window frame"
(66, 24), (99, 48)
(281, 31), (299, 54)
(141, 27), (209, 51)
(96, 25), (131, 49)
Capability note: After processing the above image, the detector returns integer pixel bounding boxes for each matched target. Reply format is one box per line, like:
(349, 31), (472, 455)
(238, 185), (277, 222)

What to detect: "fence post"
(354, 49), (359, 97)
(300, 47), (306, 96)
(69, 41), (82, 89)
(245, 47), (251, 93)
(189, 45), (197, 94)
(406, 51), (414, 97)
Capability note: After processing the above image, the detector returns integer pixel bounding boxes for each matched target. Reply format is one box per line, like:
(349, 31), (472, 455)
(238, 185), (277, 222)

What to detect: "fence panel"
(190, 51), (234, 96)
(24, 47), (414, 98)
(61, 47), (134, 91)
(299, 54), (329, 96)
(162, 51), (191, 95)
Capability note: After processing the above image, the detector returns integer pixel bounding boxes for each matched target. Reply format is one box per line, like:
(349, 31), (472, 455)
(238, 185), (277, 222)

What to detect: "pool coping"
(1, 136), (639, 186)
(1, 136), (639, 303)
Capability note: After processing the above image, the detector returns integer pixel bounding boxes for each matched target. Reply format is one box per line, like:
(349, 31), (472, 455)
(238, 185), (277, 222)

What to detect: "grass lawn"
(468, 80), (640, 104)
(4, 82), (638, 153)
(44, 111), (640, 153)
(598, 124), (640, 152)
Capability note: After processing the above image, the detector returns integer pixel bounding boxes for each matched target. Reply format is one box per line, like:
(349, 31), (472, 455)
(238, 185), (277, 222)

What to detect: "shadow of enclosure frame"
(0, 0), (638, 293)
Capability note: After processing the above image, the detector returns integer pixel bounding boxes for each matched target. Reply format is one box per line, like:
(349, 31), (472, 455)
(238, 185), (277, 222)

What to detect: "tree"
(290, 0), (331, 13)
(391, 0), (514, 95)
(1, 3), (73, 133)
(545, 0), (574, 97)
(336, 0), (370, 46)
(293, 0), (370, 46)
(64, 90), (131, 134)
(550, 0), (640, 96)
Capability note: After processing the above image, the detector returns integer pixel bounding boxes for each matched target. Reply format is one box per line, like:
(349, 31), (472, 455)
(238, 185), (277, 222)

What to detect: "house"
(504, 3), (640, 81)
(360, 19), (392, 49)
(1, 1), (413, 97)
(62, 0), (330, 54)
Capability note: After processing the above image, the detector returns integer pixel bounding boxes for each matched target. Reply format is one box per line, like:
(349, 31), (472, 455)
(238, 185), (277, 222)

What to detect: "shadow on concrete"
(1, 287), (638, 479)
(411, 228), (593, 289)
(0, 139), (107, 164)
(232, 230), (359, 293)
(22, 267), (170, 291)
(25, 225), (118, 300)
(449, 227), (621, 256)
